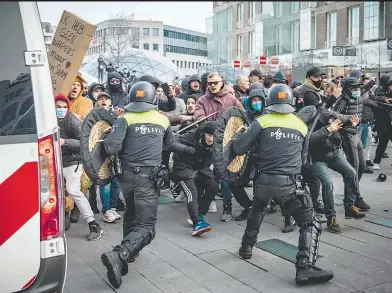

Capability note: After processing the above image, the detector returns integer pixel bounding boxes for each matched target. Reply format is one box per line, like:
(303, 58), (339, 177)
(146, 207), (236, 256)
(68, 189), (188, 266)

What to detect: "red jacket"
(194, 85), (243, 121)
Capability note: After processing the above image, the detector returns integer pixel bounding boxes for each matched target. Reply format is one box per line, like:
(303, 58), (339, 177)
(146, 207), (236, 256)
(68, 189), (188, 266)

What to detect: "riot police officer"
(101, 81), (173, 289)
(231, 84), (334, 285)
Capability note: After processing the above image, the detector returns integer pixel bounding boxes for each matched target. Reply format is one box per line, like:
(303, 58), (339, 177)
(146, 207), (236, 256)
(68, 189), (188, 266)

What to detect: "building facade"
(208, 1), (392, 82)
(163, 25), (212, 76)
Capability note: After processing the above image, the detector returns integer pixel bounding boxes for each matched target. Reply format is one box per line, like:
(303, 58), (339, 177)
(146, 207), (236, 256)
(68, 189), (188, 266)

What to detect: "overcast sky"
(37, 1), (213, 33)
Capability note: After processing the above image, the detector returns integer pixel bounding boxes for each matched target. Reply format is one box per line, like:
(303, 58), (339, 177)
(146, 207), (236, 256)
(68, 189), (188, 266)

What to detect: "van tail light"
(39, 134), (64, 241)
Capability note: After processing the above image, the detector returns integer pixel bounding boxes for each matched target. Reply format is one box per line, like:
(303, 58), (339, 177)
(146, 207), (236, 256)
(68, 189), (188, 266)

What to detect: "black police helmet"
(265, 84), (295, 114)
(377, 173), (387, 182)
(125, 81), (157, 113)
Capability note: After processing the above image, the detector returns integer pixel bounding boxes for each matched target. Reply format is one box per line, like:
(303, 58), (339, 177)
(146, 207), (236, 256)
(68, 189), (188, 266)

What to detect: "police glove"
(185, 146), (196, 155)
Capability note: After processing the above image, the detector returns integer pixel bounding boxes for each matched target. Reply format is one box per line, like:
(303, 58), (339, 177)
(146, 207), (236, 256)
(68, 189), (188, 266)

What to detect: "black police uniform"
(100, 81), (173, 289)
(232, 84), (334, 286)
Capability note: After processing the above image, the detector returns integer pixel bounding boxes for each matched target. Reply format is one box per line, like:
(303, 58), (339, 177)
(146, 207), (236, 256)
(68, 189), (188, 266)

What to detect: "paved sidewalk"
(64, 146), (392, 293)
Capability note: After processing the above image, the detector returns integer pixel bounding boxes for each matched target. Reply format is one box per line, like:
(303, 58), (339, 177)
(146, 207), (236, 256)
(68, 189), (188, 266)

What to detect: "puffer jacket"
(194, 84), (243, 121)
(59, 113), (83, 168)
(177, 74), (203, 102)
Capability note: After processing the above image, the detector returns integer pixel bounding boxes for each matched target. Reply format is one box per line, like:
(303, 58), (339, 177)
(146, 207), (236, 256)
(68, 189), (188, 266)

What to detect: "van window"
(0, 2), (36, 136)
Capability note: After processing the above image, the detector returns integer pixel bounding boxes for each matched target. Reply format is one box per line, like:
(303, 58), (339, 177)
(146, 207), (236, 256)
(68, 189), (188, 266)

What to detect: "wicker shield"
(80, 108), (116, 186)
(223, 115), (249, 181)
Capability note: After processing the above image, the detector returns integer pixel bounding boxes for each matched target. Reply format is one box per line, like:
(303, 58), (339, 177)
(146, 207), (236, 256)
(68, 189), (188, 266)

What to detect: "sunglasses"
(110, 79), (121, 84)
(207, 81), (222, 86)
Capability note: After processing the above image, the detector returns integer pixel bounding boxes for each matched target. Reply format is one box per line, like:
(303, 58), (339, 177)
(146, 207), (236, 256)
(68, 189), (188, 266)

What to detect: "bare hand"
(114, 107), (124, 117)
(333, 87), (342, 98)
(179, 115), (191, 123)
(327, 119), (343, 133)
(350, 113), (360, 127)
(385, 98), (392, 104)
(168, 87), (174, 97)
(60, 138), (65, 146)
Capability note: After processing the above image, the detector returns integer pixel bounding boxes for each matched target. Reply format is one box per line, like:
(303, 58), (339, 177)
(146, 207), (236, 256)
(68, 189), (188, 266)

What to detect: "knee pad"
(297, 212), (322, 265)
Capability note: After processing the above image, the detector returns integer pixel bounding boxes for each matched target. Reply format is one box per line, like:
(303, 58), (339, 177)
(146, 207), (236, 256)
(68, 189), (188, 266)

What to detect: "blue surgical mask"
(56, 108), (68, 119)
(252, 101), (263, 112)
(351, 90), (361, 99)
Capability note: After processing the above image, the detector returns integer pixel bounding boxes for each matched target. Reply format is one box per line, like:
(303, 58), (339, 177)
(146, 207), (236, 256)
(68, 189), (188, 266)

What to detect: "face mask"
(92, 93), (99, 101)
(252, 101), (263, 112)
(56, 108), (67, 119)
(351, 90), (361, 99)
(311, 79), (322, 89)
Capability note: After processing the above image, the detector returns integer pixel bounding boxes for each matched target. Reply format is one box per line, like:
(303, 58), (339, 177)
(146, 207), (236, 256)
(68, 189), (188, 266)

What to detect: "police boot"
(295, 256), (334, 285)
(101, 245), (130, 289)
(239, 245), (253, 259)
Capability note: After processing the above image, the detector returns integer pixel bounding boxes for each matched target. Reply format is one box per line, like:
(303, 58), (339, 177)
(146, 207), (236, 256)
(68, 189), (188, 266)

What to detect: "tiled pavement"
(65, 146), (392, 293)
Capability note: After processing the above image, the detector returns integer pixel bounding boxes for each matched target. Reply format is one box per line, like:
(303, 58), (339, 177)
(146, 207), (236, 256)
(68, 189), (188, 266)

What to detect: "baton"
(176, 111), (218, 134)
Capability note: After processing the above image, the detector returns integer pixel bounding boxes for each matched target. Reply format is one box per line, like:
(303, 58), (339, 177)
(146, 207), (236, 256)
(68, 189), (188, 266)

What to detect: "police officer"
(101, 81), (173, 289)
(231, 84), (334, 285)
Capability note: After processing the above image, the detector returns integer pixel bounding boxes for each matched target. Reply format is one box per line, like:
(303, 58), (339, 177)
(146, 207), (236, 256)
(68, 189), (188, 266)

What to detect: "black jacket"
(172, 126), (214, 179)
(104, 109), (173, 169)
(296, 82), (320, 107)
(59, 113), (83, 168)
(233, 85), (249, 101)
(106, 72), (129, 108)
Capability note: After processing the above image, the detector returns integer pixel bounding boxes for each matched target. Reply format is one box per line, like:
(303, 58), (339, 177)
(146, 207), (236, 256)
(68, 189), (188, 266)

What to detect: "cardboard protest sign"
(48, 10), (96, 96)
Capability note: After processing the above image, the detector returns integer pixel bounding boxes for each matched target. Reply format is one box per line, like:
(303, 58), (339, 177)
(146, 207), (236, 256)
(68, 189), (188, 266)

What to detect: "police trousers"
(118, 167), (159, 259)
(242, 172), (320, 264)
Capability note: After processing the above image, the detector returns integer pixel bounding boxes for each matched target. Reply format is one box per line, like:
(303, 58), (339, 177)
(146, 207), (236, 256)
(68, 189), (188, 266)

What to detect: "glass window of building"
(180, 61), (183, 68)
(249, 1), (256, 20)
(300, 9), (311, 51)
(227, 36), (232, 61)
(248, 31), (255, 56)
(275, 2), (283, 18)
(364, 1), (379, 40)
(237, 34), (243, 59)
(176, 60), (179, 67)
(327, 12), (337, 47)
(143, 43), (150, 50)
(290, 20), (300, 53)
(143, 28), (150, 36)
(152, 28), (159, 36)
(153, 44), (159, 51)
(228, 7), (233, 31)
(276, 25), (283, 55)
(348, 6), (360, 45)
(291, 2), (299, 13)
(237, 3), (244, 28)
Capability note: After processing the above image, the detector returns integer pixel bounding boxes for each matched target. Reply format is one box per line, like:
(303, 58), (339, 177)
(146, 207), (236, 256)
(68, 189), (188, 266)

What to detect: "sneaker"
(221, 208), (233, 222)
(65, 212), (71, 231)
(110, 208), (122, 220)
(364, 166), (374, 174)
(116, 198), (126, 211)
(101, 251), (125, 289)
(373, 163), (380, 170)
(192, 219), (212, 236)
(239, 245), (253, 259)
(88, 221), (103, 241)
(70, 205), (80, 223)
(103, 210), (117, 223)
(296, 262), (334, 285)
(246, 181), (253, 187)
(282, 216), (296, 233)
(354, 198), (370, 211)
(208, 201), (217, 213)
(366, 160), (374, 167)
(313, 199), (325, 214)
(235, 208), (251, 221)
(345, 205), (366, 219)
(327, 217), (343, 233)
(382, 152), (389, 158)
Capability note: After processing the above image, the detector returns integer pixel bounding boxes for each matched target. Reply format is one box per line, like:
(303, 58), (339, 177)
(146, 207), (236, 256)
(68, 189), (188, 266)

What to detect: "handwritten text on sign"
(47, 11), (96, 96)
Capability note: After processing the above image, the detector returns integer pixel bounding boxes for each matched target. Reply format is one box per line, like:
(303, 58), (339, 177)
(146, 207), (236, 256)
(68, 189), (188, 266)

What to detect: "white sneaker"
(103, 210), (117, 223)
(208, 201), (217, 213)
(373, 163), (380, 170)
(175, 191), (186, 203)
(187, 218), (193, 226)
(110, 208), (122, 220)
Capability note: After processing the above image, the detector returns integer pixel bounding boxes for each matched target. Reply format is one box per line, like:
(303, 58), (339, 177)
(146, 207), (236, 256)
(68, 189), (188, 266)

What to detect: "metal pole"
(176, 111), (218, 134)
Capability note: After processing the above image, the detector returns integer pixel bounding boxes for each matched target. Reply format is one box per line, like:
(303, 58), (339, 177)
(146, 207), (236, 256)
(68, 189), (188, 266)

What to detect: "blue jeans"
(359, 123), (369, 148)
(313, 149), (357, 219)
(99, 176), (121, 213)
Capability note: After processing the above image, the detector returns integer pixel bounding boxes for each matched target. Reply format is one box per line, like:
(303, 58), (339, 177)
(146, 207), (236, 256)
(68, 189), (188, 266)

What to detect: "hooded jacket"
(69, 73), (93, 120)
(88, 82), (105, 104)
(177, 74), (203, 102)
(106, 71), (129, 108)
(194, 84), (243, 121)
(242, 89), (266, 123)
(233, 84), (249, 101)
(274, 71), (288, 84)
(55, 93), (83, 168)
(295, 79), (321, 107)
(172, 122), (216, 179)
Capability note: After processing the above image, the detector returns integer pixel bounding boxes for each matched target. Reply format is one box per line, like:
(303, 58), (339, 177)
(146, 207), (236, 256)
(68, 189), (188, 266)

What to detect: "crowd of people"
(55, 65), (392, 289)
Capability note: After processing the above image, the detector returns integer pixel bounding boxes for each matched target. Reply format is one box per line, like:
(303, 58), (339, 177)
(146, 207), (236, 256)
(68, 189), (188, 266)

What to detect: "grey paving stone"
(207, 279), (259, 293)
(64, 275), (113, 293)
(145, 235), (195, 261)
(181, 289), (212, 293)
(363, 282), (392, 293)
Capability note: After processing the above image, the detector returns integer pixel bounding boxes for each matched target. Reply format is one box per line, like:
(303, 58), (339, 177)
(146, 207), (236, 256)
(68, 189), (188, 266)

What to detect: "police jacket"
(59, 113), (83, 168)
(103, 109), (173, 169)
(333, 92), (379, 134)
(232, 112), (307, 175)
(172, 126), (214, 180)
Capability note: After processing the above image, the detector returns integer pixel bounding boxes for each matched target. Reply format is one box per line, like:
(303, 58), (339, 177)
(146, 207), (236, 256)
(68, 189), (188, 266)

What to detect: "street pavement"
(64, 145), (392, 293)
